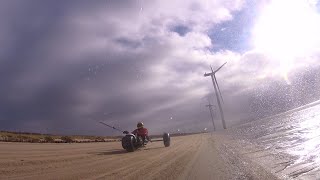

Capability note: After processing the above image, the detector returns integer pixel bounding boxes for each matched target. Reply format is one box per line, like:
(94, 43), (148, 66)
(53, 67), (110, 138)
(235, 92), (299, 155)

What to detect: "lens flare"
(252, 0), (320, 81)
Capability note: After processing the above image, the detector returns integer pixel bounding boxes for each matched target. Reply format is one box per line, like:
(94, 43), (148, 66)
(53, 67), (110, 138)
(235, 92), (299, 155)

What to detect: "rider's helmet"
(137, 122), (144, 129)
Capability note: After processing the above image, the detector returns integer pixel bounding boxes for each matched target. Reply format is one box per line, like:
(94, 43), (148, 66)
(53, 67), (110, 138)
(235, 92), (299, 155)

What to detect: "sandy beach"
(0, 134), (278, 180)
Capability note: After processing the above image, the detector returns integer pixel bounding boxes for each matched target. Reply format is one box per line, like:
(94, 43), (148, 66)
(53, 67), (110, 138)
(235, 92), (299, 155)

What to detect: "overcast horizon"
(1, 0), (320, 136)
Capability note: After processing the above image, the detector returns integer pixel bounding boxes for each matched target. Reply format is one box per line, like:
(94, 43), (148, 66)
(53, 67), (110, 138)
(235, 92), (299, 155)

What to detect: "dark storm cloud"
(0, 0), (149, 133)
(0, 0), (215, 135)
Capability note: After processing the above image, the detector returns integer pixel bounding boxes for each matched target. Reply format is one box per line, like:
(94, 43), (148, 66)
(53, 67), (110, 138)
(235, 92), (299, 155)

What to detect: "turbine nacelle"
(204, 62), (227, 77)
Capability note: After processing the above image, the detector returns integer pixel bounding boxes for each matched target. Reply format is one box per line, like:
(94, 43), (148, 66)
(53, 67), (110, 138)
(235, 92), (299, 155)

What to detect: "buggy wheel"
(163, 133), (170, 147)
(122, 135), (135, 152)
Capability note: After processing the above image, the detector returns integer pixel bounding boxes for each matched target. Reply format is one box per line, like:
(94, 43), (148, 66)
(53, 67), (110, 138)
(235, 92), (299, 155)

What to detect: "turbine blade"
(213, 62), (227, 73)
(214, 75), (224, 103)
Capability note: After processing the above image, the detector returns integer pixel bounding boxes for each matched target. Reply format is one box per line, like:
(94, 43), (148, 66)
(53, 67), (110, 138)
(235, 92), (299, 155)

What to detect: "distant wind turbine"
(205, 98), (216, 131)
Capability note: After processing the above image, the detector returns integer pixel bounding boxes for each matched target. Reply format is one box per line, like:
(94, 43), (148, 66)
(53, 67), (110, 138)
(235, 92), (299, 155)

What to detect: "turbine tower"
(206, 100), (216, 131)
(204, 62), (227, 129)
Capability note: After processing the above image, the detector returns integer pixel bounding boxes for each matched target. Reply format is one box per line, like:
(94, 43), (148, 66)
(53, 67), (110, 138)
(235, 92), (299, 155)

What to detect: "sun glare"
(252, 0), (320, 81)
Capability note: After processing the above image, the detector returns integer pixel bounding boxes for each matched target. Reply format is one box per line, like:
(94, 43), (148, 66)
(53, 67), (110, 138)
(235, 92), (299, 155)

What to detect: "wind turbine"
(204, 62), (227, 129)
(205, 99), (216, 131)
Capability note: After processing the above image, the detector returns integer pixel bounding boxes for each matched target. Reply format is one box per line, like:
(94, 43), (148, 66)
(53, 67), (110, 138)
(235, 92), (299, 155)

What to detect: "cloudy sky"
(1, 0), (320, 135)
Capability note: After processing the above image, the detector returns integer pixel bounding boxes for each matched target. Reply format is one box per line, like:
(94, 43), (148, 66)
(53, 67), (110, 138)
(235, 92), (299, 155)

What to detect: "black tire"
(122, 135), (135, 152)
(121, 137), (126, 149)
(163, 133), (170, 147)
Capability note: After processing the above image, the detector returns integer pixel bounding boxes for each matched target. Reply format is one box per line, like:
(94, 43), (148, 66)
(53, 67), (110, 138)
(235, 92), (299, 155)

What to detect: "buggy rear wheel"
(122, 135), (135, 152)
(163, 133), (170, 147)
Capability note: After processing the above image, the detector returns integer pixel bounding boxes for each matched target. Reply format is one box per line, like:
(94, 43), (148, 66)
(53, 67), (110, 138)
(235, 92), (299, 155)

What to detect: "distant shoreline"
(0, 130), (204, 143)
(0, 131), (120, 143)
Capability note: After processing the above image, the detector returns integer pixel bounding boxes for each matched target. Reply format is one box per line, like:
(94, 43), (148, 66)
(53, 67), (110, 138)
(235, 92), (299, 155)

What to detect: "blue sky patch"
(208, 1), (257, 52)
(171, 25), (191, 36)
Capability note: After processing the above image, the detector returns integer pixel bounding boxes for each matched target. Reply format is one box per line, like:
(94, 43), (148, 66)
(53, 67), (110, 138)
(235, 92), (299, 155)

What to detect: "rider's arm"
(132, 129), (137, 134)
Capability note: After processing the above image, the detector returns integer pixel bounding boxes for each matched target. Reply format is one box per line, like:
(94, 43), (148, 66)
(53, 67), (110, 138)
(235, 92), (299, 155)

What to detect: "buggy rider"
(132, 122), (151, 142)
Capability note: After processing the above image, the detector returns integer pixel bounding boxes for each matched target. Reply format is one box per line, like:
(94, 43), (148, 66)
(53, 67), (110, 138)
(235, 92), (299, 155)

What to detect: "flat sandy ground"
(0, 134), (278, 180)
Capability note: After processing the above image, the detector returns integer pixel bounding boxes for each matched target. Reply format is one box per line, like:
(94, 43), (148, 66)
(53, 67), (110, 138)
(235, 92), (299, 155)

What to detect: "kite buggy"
(99, 122), (171, 152)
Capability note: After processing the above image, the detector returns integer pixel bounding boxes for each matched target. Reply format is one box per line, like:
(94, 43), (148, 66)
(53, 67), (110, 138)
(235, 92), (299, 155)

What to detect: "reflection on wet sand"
(229, 102), (320, 179)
